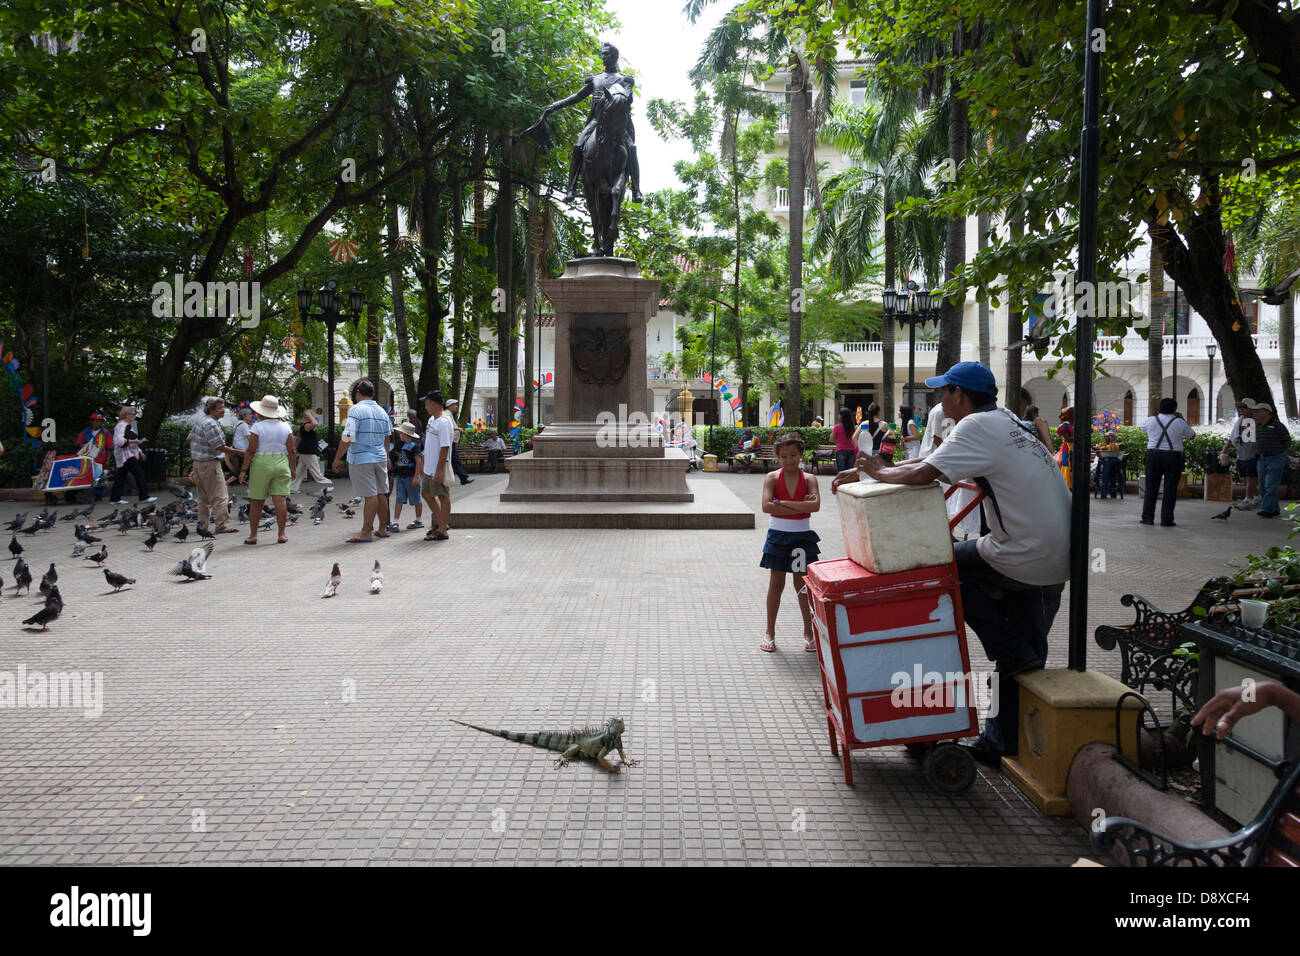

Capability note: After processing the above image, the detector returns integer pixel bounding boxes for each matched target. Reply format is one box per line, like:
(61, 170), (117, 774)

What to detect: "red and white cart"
(804, 483), (985, 793)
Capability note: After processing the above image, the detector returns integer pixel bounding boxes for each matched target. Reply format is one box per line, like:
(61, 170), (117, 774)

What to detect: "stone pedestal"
(1001, 669), (1145, 816)
(505, 257), (693, 504)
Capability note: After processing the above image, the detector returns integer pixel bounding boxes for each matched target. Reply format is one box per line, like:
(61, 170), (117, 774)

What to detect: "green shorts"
(248, 453), (291, 499)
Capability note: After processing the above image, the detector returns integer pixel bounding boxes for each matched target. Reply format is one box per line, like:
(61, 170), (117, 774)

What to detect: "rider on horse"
(539, 42), (643, 206)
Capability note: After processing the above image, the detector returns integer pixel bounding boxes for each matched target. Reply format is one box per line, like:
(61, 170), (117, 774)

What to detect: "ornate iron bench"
(1093, 758), (1300, 866)
(1093, 577), (1235, 719)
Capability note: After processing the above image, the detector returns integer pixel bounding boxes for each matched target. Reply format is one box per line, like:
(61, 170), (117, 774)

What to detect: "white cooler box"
(836, 480), (954, 574)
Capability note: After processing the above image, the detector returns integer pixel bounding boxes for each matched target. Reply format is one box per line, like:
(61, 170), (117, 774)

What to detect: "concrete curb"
(1068, 741), (1230, 863)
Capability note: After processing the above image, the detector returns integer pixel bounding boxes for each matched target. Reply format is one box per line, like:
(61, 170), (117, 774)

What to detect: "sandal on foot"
(277, 536), (288, 544)
(243, 538), (257, 545)
(803, 636), (817, 653)
(760, 636), (776, 653)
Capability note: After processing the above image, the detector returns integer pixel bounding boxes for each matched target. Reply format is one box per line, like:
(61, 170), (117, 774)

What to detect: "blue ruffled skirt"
(759, 529), (821, 573)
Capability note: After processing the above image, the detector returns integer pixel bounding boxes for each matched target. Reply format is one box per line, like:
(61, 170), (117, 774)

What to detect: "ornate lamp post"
(1206, 341), (1218, 424)
(883, 286), (938, 411)
(676, 384), (694, 431)
(296, 280), (364, 445)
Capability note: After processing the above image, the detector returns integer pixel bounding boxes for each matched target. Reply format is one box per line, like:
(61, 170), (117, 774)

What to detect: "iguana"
(450, 716), (638, 773)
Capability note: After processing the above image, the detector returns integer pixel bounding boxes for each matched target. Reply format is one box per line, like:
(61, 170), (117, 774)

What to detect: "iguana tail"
(450, 719), (574, 753)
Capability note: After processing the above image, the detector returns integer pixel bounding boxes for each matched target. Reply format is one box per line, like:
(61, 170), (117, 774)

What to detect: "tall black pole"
(42, 250), (50, 422)
(710, 303), (718, 446)
(326, 320), (336, 442)
(907, 319), (916, 411)
(1208, 353), (1214, 425)
(1172, 284), (1179, 404)
(1068, 0), (1104, 672)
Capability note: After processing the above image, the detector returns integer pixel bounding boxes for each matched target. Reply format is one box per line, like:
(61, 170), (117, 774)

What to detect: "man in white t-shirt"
(419, 390), (454, 542)
(832, 362), (1071, 764)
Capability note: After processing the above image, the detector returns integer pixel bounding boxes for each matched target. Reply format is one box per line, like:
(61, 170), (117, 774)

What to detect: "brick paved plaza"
(0, 472), (1290, 866)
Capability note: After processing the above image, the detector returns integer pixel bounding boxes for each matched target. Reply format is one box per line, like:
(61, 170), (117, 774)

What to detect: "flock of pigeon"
(6, 485), (381, 631)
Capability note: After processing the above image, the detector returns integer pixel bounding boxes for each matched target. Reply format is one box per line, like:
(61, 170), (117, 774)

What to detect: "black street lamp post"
(883, 286), (938, 412)
(296, 280), (364, 466)
(1206, 342), (1217, 424)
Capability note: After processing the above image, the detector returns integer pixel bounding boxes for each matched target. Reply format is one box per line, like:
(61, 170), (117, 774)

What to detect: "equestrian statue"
(524, 42), (643, 258)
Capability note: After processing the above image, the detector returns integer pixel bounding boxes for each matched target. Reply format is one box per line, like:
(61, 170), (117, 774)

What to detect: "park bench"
(1093, 759), (1300, 866)
(810, 445), (838, 474)
(1095, 577), (1300, 716)
(458, 444), (514, 473)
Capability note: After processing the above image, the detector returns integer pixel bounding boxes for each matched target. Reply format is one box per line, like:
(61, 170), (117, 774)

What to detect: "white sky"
(605, 0), (729, 191)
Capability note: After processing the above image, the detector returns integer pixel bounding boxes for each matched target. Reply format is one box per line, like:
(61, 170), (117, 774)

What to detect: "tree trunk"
(415, 159), (444, 398)
(786, 53), (808, 426)
(450, 177), (464, 405)
(882, 214), (896, 415)
(386, 201), (417, 411)
(1147, 224), (1166, 417)
(1150, 176), (1274, 409)
(977, 211), (990, 367)
(496, 134), (515, 434)
(523, 183), (538, 428)
(1282, 290), (1297, 420)
(938, 32), (968, 377)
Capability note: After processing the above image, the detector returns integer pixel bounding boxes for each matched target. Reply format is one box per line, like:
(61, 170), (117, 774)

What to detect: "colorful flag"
(769, 402), (784, 428)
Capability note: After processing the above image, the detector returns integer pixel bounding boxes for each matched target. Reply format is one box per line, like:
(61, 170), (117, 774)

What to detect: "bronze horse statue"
(581, 84), (633, 257)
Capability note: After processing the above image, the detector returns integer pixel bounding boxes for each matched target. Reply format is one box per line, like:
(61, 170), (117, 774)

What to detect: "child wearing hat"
(388, 421), (425, 531)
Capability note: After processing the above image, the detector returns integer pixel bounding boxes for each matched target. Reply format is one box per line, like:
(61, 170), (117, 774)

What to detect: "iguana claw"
(554, 757), (570, 769)
(623, 758), (639, 767)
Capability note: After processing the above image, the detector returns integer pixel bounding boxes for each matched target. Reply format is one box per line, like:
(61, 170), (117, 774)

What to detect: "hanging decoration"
(769, 401), (784, 428)
(484, 404), (495, 426)
(242, 248), (255, 277)
(0, 340), (41, 448)
(532, 372), (553, 391)
(328, 236), (360, 263)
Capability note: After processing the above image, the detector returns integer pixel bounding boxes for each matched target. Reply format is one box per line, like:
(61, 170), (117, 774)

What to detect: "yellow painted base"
(1002, 756), (1071, 815)
(702, 454), (718, 473)
(1005, 669), (1145, 816)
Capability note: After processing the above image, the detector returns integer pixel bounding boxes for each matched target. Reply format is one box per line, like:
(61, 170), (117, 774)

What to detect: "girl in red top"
(760, 433), (821, 653)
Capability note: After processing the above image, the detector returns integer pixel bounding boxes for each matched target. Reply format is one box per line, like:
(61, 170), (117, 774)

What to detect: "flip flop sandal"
(243, 538), (257, 545)
(760, 636), (776, 653)
(345, 537), (373, 544)
(803, 637), (817, 653)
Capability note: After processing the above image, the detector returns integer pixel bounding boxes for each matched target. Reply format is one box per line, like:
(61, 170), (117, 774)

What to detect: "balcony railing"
(1096, 333), (1278, 356)
(837, 341), (942, 354)
(775, 187), (812, 211)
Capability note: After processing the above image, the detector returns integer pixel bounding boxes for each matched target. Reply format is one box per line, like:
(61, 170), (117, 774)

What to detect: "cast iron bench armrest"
(1094, 759), (1300, 867)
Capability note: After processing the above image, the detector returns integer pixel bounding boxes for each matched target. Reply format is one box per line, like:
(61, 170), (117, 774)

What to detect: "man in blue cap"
(831, 361), (1072, 766)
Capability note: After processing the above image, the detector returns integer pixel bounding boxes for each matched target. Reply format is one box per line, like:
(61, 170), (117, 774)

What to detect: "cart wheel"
(924, 743), (977, 794)
(44, 493), (58, 506)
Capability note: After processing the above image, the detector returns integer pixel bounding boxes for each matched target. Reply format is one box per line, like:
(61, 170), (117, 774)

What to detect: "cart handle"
(943, 481), (984, 531)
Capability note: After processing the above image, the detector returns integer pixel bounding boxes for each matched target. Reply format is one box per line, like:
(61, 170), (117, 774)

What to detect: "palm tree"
(687, 1), (837, 425)
(812, 99), (942, 412)
(1237, 197), (1300, 418)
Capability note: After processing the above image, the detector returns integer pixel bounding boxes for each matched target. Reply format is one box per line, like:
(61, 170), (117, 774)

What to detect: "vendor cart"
(804, 483), (985, 793)
(36, 450), (103, 506)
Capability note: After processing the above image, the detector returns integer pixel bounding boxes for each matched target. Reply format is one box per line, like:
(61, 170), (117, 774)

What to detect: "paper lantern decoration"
(328, 236), (360, 263)
(722, 391), (732, 400)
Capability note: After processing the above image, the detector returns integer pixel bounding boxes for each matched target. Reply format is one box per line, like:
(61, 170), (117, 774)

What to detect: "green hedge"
(691, 424), (911, 465)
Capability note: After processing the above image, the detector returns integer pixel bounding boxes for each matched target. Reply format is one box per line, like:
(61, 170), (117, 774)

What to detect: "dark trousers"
(451, 443), (470, 483)
(1141, 449), (1184, 525)
(487, 450), (502, 472)
(111, 457), (150, 501)
(835, 449), (856, 472)
(954, 540), (1064, 754)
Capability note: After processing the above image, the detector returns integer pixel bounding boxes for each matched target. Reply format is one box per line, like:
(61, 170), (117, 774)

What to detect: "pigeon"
(287, 513), (300, 526)
(59, 508), (80, 522)
(8, 534), (22, 558)
(237, 503), (250, 523)
(103, 568), (135, 592)
(348, 496), (362, 506)
(196, 522), (215, 540)
(22, 596), (62, 630)
(85, 545), (108, 565)
(19, 521), (41, 536)
(71, 541), (87, 558)
(369, 560), (383, 594)
(1211, 506), (1232, 521)
(343, 507), (356, 519)
(100, 509), (119, 525)
(4, 512), (27, 531)
(39, 563), (57, 596)
(76, 524), (103, 544)
(13, 560), (32, 595)
(321, 563), (341, 598)
(258, 515), (274, 531)
(143, 532), (159, 552)
(170, 541), (215, 581)
(174, 522), (189, 543)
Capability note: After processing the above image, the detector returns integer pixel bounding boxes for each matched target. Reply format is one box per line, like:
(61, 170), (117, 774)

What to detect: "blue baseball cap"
(925, 361), (998, 395)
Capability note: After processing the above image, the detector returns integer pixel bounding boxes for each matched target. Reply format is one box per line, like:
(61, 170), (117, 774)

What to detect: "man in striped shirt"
(1249, 401), (1292, 519)
(332, 380), (392, 542)
(187, 398), (240, 533)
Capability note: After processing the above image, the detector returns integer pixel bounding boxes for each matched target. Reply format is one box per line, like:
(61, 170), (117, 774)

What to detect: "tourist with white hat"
(239, 394), (297, 545)
(387, 420), (425, 532)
